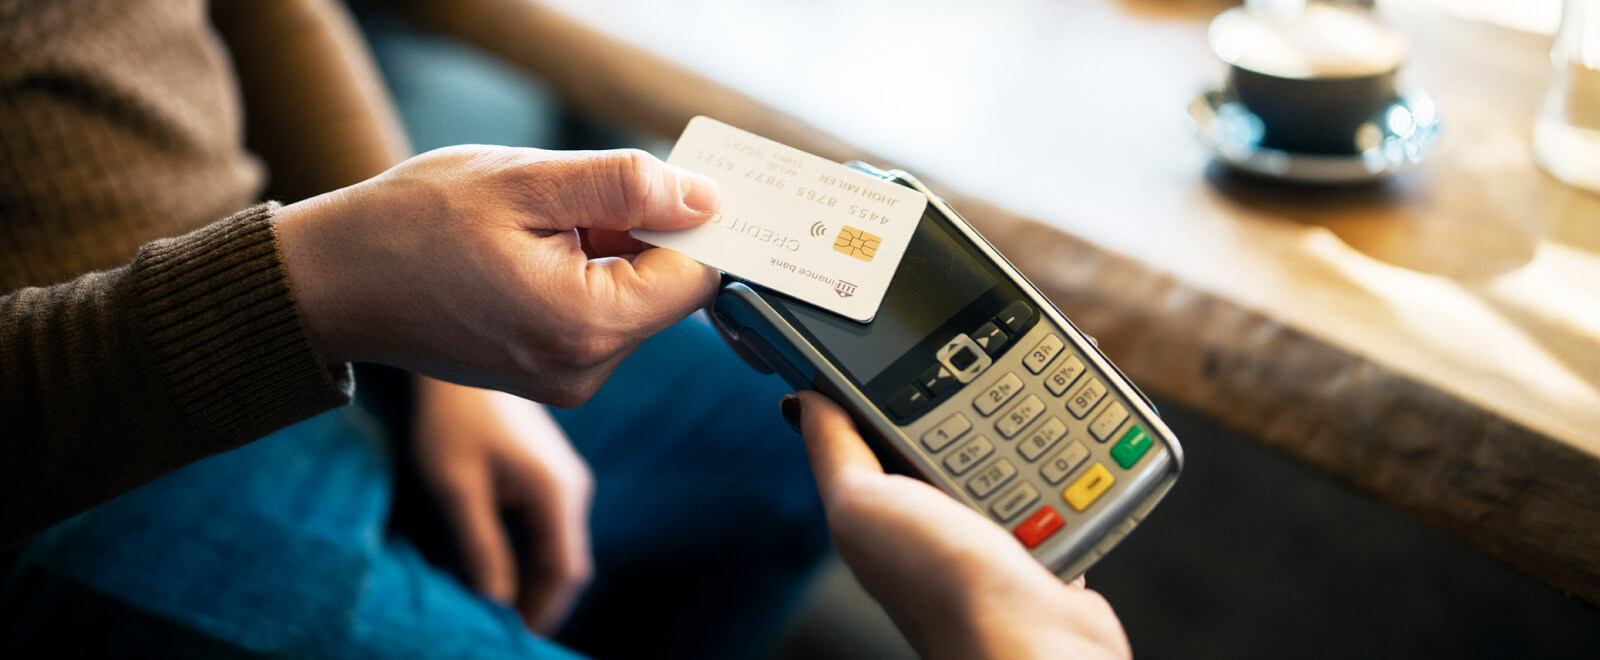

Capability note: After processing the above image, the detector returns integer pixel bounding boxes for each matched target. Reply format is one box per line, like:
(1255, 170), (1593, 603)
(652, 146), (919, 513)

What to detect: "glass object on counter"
(1534, 0), (1600, 193)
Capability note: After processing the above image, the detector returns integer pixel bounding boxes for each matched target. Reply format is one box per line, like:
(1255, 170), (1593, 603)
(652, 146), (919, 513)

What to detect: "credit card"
(632, 116), (926, 323)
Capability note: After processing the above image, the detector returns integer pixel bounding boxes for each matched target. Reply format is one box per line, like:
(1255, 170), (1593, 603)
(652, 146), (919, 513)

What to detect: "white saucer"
(1187, 87), (1441, 183)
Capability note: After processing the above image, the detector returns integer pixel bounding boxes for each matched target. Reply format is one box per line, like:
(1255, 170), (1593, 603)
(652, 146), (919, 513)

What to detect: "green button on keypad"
(1110, 425), (1153, 469)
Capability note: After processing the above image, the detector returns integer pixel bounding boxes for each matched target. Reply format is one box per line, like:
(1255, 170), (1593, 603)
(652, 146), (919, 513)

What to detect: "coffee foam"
(1210, 4), (1409, 79)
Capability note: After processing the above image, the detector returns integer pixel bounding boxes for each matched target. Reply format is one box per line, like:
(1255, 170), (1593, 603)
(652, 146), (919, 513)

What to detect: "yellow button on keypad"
(1063, 463), (1115, 512)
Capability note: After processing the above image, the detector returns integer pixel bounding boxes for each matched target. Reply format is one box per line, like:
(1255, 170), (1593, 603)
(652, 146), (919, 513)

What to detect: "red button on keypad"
(1014, 506), (1064, 548)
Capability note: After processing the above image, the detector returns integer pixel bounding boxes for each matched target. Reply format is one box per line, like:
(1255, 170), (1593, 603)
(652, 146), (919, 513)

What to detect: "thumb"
(791, 391), (886, 500)
(536, 149), (720, 232)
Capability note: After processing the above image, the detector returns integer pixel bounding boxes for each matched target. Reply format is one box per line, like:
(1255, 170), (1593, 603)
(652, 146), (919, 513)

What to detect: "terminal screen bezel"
(751, 202), (1036, 416)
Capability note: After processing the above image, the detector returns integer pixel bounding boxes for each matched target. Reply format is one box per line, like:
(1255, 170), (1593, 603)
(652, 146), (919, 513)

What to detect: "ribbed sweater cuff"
(131, 203), (353, 444)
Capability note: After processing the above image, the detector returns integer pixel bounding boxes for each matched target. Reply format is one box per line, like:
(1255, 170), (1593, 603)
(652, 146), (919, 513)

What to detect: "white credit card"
(632, 116), (927, 323)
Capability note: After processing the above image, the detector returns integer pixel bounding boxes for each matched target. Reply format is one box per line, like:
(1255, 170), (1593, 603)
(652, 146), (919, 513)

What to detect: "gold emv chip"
(833, 225), (881, 262)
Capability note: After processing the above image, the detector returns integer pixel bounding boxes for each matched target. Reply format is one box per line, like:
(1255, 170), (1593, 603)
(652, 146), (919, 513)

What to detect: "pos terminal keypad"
(710, 164), (1180, 581)
(892, 301), (1158, 553)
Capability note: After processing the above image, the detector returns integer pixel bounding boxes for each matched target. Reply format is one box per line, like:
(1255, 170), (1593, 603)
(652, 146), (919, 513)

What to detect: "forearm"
(0, 205), (352, 544)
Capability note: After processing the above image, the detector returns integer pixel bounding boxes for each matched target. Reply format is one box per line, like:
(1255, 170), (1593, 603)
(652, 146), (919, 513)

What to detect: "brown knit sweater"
(0, 0), (352, 543)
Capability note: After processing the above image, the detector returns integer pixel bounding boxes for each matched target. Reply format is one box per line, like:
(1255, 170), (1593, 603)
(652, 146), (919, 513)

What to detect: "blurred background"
(345, 0), (1599, 657)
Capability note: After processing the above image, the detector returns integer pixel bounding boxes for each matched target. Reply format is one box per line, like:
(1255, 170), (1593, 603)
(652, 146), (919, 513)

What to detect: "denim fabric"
(549, 317), (829, 659)
(0, 316), (825, 658)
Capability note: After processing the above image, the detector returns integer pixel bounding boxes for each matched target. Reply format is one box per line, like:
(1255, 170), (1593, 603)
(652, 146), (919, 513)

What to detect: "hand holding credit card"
(632, 117), (926, 322)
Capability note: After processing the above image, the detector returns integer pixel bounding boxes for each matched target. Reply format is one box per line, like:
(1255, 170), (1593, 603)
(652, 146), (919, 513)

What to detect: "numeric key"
(973, 372), (1023, 416)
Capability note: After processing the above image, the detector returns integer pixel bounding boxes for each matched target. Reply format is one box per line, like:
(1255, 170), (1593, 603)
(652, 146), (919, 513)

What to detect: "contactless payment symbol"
(834, 226), (881, 262)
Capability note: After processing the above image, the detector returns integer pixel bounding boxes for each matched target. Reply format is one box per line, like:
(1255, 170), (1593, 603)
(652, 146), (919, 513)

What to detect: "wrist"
(275, 190), (363, 365)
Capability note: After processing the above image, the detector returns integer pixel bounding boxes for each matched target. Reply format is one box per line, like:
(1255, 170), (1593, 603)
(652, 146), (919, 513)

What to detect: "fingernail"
(779, 394), (802, 432)
(677, 171), (719, 214)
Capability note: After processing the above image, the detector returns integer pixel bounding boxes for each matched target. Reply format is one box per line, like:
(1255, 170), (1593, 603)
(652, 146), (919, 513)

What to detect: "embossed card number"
(631, 116), (926, 323)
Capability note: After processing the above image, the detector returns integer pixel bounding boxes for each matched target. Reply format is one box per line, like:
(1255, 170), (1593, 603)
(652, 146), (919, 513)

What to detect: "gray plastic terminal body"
(710, 165), (1183, 580)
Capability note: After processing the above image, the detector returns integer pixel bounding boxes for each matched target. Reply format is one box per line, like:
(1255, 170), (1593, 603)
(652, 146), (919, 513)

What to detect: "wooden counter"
(411, 0), (1600, 602)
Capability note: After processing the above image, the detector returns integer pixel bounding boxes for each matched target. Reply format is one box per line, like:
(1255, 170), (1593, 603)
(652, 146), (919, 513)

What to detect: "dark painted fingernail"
(779, 394), (802, 432)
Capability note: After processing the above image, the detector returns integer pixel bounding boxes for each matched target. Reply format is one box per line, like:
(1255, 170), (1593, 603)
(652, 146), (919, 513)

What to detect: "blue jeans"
(0, 317), (827, 658)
